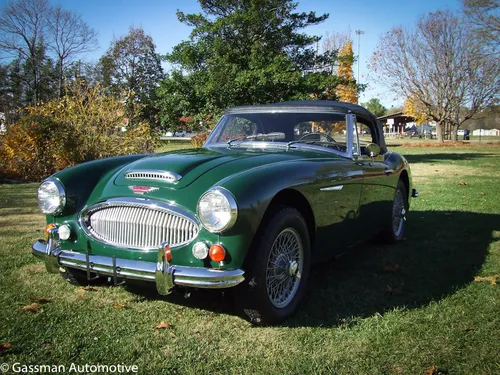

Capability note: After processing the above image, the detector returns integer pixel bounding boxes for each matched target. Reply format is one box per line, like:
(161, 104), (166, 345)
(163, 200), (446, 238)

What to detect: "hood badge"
(125, 170), (182, 183)
(129, 186), (159, 195)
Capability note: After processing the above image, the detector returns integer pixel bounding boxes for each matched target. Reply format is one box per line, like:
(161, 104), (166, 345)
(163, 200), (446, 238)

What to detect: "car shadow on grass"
(288, 210), (498, 327)
(123, 210), (498, 327)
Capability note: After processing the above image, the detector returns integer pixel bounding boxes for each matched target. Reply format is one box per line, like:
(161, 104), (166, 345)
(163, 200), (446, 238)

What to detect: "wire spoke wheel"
(265, 228), (304, 309)
(392, 189), (406, 238)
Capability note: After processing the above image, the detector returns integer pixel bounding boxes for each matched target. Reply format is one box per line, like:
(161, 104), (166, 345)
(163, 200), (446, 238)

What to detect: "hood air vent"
(124, 170), (182, 183)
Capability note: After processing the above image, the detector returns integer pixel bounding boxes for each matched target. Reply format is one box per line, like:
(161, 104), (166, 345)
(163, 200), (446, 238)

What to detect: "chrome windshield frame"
(205, 111), (357, 160)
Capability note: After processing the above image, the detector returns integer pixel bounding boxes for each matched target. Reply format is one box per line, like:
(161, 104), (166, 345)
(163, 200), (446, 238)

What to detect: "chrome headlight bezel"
(197, 187), (238, 233)
(37, 177), (66, 215)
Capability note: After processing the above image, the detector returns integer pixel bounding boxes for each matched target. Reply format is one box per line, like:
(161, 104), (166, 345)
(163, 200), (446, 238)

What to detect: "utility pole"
(355, 30), (365, 83)
(314, 38), (319, 72)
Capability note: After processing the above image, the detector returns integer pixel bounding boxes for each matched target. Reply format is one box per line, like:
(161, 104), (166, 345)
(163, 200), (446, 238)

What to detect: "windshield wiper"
(227, 138), (241, 148)
(286, 140), (318, 149)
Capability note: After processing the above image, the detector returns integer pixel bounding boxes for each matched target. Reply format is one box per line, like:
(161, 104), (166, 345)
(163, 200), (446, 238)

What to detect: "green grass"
(156, 139), (193, 153)
(1, 145), (499, 374)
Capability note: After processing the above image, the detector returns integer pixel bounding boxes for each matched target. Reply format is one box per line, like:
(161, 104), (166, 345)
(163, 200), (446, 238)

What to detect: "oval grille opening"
(82, 201), (199, 250)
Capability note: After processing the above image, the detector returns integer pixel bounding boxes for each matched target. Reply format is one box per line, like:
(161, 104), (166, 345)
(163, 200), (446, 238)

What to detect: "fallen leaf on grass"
(81, 286), (99, 292)
(458, 181), (468, 186)
(481, 192), (486, 196)
(424, 365), (447, 375)
(154, 321), (173, 331)
(113, 304), (131, 309)
(474, 274), (499, 285)
(424, 365), (439, 375)
(0, 342), (12, 353)
(381, 262), (400, 273)
(23, 303), (41, 313)
(43, 340), (56, 352)
(30, 297), (52, 304)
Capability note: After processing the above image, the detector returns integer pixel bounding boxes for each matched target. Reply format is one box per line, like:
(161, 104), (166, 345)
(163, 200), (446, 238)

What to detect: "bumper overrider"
(32, 229), (245, 295)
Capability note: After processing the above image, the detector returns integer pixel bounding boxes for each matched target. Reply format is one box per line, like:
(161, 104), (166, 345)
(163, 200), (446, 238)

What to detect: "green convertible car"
(33, 100), (417, 324)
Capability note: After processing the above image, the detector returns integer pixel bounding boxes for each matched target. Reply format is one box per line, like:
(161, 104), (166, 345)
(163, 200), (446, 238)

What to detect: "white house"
(472, 129), (500, 136)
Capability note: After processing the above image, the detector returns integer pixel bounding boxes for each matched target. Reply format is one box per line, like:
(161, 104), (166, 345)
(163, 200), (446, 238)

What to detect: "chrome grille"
(81, 199), (198, 250)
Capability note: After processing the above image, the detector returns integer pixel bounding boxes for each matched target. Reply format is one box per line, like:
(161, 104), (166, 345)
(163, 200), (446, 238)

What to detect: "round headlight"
(197, 188), (237, 233)
(37, 178), (66, 214)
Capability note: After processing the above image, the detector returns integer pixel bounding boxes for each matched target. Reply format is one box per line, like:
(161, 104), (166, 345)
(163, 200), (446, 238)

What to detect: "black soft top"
(226, 100), (387, 153)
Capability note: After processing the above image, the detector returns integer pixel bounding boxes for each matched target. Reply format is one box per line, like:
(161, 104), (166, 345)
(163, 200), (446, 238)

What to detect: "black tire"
(59, 267), (101, 286)
(382, 179), (408, 243)
(236, 207), (311, 325)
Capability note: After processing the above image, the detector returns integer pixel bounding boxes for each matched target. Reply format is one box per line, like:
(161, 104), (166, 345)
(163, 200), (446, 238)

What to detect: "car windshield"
(205, 112), (349, 151)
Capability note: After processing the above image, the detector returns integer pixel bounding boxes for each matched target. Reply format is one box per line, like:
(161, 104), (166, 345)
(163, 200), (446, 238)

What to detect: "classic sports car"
(33, 101), (417, 325)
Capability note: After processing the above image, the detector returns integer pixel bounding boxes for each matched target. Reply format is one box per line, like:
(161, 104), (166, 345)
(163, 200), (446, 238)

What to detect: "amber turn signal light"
(163, 244), (172, 262)
(209, 244), (226, 262)
(45, 224), (56, 237)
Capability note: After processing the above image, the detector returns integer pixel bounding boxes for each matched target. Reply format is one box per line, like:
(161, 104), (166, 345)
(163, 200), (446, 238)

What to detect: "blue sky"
(2, 0), (461, 107)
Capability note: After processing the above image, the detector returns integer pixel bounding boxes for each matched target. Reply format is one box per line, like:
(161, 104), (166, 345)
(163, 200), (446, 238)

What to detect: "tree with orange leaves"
(403, 95), (432, 125)
(336, 41), (358, 104)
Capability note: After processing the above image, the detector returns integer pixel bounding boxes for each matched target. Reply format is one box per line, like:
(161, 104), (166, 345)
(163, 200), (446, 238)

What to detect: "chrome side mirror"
(365, 143), (381, 158)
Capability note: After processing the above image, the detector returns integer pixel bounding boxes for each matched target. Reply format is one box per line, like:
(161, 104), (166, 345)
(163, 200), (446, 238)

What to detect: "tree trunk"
(436, 122), (444, 142)
(58, 62), (63, 99)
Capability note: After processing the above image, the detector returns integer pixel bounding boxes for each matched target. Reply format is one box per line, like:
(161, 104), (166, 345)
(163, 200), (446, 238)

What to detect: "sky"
(2, 0), (462, 107)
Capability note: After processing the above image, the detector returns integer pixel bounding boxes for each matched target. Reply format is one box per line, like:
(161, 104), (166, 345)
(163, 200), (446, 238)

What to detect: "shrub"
(0, 116), (71, 181)
(0, 82), (155, 181)
(190, 132), (209, 148)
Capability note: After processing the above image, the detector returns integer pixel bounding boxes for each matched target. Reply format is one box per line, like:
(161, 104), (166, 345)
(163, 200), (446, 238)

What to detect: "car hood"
(113, 145), (337, 190)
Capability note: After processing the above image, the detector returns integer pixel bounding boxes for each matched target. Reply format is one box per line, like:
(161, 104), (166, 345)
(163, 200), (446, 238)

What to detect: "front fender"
(208, 160), (319, 267)
(50, 154), (150, 217)
(220, 160), (317, 234)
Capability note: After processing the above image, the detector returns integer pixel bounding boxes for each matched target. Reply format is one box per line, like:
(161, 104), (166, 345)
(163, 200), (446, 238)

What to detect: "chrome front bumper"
(32, 239), (245, 295)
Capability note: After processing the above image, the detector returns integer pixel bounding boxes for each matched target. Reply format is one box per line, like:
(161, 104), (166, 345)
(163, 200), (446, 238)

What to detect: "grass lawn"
(156, 139), (193, 153)
(0, 144), (499, 374)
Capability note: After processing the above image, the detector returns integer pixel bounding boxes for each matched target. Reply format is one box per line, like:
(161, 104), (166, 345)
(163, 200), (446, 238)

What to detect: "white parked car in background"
(165, 130), (188, 137)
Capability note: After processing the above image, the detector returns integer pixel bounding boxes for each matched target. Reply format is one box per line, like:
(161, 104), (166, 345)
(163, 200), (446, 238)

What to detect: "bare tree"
(0, 0), (50, 103)
(322, 29), (351, 54)
(463, 0), (499, 52)
(320, 29), (351, 73)
(47, 6), (98, 97)
(100, 27), (164, 124)
(370, 10), (500, 142)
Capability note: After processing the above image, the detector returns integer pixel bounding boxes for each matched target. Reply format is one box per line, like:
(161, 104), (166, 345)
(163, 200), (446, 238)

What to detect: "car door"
(354, 119), (395, 237)
(309, 114), (364, 260)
